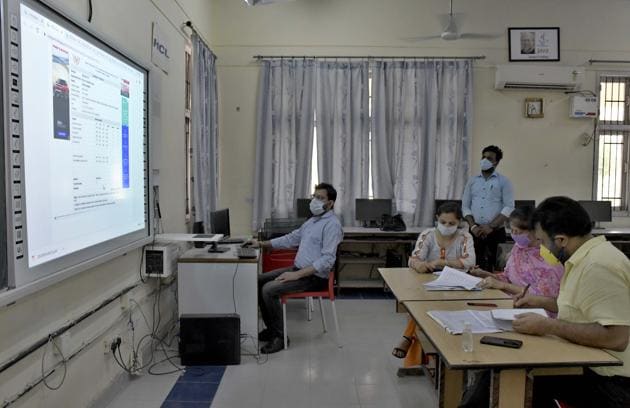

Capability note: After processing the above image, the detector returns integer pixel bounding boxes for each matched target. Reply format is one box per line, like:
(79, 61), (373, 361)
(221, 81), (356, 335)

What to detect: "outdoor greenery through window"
(596, 75), (630, 211)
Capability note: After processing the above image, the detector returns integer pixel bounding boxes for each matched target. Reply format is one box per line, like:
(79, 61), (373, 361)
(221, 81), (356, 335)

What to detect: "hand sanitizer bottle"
(462, 321), (474, 352)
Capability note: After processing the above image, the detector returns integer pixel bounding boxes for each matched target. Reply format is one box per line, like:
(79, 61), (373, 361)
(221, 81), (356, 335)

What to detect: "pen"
(515, 284), (531, 303)
(466, 302), (498, 307)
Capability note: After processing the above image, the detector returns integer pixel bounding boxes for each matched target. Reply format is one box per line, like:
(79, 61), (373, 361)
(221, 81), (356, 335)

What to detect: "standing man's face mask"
(480, 158), (494, 172)
(309, 198), (326, 216)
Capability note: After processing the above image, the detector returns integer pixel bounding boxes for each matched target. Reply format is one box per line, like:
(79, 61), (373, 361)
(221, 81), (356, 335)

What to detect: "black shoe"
(258, 328), (273, 342)
(260, 336), (289, 354)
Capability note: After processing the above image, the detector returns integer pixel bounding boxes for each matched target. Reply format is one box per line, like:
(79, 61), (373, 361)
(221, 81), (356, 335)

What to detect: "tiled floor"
(104, 297), (438, 408)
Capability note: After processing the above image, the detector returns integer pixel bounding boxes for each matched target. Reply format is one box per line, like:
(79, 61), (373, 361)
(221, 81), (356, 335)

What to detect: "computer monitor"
(434, 199), (462, 214)
(210, 209), (231, 236)
(578, 200), (612, 226)
(355, 199), (392, 227)
(514, 200), (536, 211)
(296, 198), (311, 219)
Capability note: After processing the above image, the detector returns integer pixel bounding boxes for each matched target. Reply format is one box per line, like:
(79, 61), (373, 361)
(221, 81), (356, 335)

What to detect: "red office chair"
(262, 249), (298, 272)
(280, 270), (341, 350)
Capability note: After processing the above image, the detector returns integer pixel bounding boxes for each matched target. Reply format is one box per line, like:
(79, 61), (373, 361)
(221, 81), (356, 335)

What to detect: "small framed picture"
(525, 97), (544, 118)
(508, 27), (560, 61)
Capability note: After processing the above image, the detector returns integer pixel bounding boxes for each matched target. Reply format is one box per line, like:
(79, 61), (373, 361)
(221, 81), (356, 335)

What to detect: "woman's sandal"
(392, 336), (413, 359)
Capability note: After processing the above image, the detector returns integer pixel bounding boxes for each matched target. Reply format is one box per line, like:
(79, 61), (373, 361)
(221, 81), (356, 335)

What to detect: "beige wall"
(0, 0), (213, 406)
(206, 0), (630, 233)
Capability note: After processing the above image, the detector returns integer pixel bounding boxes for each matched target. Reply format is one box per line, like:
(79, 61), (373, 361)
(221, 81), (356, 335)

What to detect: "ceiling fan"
(406, 0), (501, 41)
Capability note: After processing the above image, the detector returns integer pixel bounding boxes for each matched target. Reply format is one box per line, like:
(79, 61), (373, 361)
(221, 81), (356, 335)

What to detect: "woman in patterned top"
(470, 206), (564, 300)
(392, 202), (476, 365)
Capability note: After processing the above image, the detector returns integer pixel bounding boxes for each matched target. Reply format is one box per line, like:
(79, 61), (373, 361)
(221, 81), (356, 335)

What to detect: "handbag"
(380, 214), (406, 232)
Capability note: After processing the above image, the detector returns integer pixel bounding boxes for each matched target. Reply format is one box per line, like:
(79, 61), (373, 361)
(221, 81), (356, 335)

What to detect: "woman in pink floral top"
(471, 206), (564, 299)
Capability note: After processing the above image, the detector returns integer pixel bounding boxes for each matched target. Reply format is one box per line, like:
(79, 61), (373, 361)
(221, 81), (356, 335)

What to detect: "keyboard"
(220, 237), (245, 244)
(236, 248), (257, 259)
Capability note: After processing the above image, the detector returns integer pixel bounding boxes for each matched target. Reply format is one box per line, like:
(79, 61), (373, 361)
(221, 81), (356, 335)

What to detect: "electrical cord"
(40, 336), (67, 390)
(239, 334), (268, 365)
(87, 0), (93, 22)
(232, 264), (239, 313)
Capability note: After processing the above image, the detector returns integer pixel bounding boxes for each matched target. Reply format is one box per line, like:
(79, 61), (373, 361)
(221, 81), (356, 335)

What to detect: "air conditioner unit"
(495, 65), (584, 91)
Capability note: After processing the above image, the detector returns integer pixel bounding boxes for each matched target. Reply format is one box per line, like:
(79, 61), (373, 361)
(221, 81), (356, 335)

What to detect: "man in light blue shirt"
(253, 183), (343, 353)
(462, 145), (514, 271)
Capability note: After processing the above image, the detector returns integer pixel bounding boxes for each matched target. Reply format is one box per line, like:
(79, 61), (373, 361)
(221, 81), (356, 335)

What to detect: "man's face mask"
(480, 158), (494, 172)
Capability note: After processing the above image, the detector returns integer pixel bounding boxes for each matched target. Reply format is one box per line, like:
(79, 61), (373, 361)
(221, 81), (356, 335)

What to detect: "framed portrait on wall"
(508, 27), (560, 61)
(524, 97), (544, 118)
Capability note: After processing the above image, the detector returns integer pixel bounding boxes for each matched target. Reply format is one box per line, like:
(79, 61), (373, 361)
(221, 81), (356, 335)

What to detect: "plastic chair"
(280, 270), (341, 350)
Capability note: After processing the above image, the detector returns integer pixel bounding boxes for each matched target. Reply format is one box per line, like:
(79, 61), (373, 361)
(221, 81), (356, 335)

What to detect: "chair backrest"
(262, 249), (298, 272)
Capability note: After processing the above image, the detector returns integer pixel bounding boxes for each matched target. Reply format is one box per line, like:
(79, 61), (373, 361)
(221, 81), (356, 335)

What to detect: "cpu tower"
(179, 313), (240, 365)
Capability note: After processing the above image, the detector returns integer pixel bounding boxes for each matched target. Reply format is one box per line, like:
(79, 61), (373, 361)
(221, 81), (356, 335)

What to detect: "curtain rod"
(182, 20), (213, 52)
(589, 59), (630, 64)
(253, 55), (485, 60)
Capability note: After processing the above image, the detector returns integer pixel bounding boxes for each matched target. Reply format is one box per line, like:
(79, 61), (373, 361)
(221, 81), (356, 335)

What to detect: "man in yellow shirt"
(513, 196), (630, 407)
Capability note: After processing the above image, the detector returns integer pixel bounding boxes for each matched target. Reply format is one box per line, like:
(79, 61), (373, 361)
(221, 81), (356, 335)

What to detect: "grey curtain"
(191, 33), (219, 232)
(316, 61), (370, 226)
(371, 59), (472, 227)
(252, 59), (316, 230)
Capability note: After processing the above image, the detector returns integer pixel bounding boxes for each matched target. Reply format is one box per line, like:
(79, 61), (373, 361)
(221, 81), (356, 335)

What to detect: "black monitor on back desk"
(578, 200), (612, 228)
(296, 198), (311, 219)
(355, 199), (392, 228)
(514, 200), (536, 211)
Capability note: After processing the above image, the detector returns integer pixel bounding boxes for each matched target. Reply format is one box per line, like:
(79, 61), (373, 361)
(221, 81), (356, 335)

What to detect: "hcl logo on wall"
(153, 37), (169, 59)
(151, 22), (170, 74)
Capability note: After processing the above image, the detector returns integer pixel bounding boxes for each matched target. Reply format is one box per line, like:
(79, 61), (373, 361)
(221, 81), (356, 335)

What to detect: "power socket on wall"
(103, 334), (122, 355)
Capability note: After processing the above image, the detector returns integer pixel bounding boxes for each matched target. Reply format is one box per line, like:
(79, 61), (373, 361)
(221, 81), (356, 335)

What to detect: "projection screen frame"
(0, 0), (154, 306)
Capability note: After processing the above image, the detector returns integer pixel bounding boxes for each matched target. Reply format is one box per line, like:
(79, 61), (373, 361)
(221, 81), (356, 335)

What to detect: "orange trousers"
(402, 318), (423, 367)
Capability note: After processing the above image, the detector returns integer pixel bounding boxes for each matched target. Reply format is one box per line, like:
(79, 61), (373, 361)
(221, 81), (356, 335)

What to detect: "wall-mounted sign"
(151, 22), (170, 74)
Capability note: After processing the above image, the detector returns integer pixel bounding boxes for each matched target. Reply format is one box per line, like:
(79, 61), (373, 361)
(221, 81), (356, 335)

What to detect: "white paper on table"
(427, 310), (502, 334)
(423, 266), (482, 290)
(491, 308), (548, 331)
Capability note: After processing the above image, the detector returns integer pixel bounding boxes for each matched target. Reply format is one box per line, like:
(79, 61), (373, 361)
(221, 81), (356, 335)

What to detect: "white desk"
(177, 245), (260, 351)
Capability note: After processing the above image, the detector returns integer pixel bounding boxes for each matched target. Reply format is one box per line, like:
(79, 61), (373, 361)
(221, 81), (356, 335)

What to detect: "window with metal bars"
(595, 75), (630, 212)
(184, 47), (193, 222)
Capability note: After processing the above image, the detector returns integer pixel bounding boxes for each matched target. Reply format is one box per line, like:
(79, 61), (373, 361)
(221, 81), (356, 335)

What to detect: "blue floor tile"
(165, 382), (217, 402)
(161, 401), (211, 408)
(180, 366), (225, 383)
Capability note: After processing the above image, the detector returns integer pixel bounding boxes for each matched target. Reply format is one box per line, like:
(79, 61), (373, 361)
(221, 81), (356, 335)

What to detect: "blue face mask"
(480, 158), (494, 172)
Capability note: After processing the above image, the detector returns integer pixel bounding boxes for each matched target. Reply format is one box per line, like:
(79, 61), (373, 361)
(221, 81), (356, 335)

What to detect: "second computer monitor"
(356, 199), (392, 227)
(296, 198), (311, 219)
(578, 200), (612, 224)
(514, 200), (536, 211)
(210, 208), (231, 236)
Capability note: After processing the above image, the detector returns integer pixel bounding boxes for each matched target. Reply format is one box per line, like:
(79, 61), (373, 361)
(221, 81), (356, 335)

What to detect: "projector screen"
(3, 0), (151, 290)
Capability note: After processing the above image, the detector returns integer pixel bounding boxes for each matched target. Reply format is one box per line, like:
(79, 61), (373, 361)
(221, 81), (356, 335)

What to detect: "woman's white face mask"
(437, 222), (458, 236)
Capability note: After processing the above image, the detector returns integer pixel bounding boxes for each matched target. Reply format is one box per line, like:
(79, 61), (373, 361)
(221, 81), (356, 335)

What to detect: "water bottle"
(462, 321), (474, 352)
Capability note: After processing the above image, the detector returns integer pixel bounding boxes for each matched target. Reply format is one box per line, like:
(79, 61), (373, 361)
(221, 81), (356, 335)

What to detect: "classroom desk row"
(378, 268), (621, 408)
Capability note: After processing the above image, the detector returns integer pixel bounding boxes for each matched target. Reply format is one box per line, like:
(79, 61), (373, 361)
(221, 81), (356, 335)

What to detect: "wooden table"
(379, 267), (512, 302)
(404, 300), (621, 408)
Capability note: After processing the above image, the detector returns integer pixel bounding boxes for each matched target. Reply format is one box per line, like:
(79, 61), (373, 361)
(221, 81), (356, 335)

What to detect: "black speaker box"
(179, 313), (240, 366)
